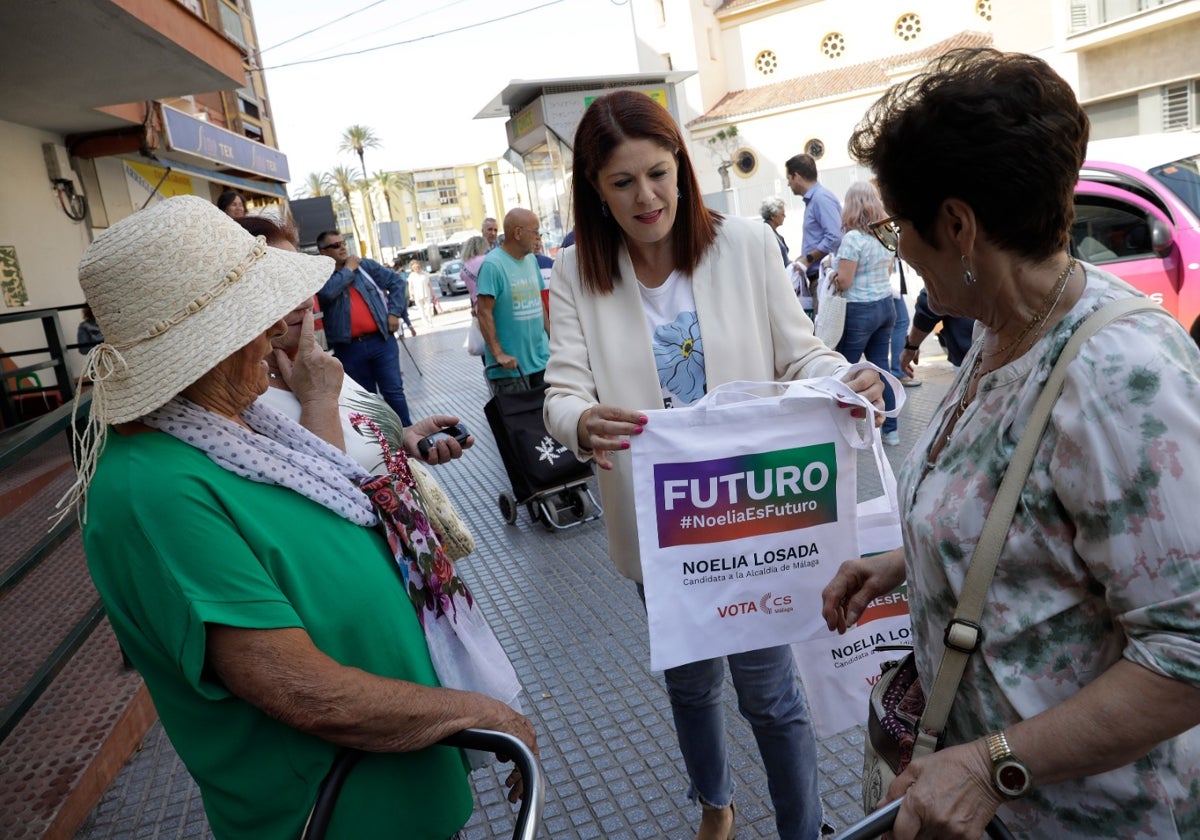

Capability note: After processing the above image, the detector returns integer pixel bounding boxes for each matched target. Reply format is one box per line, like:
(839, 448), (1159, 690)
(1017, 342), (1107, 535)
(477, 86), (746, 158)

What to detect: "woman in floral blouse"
(822, 48), (1200, 839)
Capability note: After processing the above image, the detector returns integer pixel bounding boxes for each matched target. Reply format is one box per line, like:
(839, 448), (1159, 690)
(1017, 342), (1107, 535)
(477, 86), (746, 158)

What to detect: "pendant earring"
(601, 201), (610, 218)
(961, 255), (976, 286)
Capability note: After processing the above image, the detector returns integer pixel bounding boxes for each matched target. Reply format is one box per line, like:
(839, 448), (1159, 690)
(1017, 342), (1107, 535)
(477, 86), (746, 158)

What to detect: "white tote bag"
(814, 258), (846, 347)
(464, 318), (486, 356)
(790, 431), (910, 739)
(630, 365), (902, 671)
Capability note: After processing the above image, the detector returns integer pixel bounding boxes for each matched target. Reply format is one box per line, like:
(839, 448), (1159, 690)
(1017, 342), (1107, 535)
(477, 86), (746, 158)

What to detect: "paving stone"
(73, 315), (956, 839)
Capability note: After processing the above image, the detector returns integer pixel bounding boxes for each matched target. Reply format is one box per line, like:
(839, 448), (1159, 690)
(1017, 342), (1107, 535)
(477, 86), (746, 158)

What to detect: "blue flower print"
(653, 312), (705, 405)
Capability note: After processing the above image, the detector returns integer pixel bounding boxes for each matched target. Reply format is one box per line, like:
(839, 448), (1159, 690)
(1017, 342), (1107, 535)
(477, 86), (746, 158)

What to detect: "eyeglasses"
(319, 240), (346, 250)
(868, 215), (901, 252)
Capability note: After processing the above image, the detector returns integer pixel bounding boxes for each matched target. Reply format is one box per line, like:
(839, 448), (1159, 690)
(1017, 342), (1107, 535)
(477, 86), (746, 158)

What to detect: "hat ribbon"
(109, 236), (268, 351)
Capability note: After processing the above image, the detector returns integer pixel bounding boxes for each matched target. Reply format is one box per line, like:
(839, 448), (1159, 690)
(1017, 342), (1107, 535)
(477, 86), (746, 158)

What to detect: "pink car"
(1072, 133), (1200, 337)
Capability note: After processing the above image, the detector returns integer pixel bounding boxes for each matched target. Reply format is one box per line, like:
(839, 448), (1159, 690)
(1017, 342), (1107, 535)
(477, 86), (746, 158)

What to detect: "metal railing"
(0, 392), (96, 743)
(0, 306), (78, 429)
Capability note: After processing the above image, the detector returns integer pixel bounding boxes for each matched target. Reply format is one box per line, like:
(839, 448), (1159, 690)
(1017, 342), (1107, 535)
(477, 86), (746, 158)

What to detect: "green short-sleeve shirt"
(83, 431), (473, 839)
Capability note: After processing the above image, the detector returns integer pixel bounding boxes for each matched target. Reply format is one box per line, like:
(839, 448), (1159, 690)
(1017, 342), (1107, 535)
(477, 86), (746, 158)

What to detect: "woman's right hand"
(277, 310), (343, 404)
(820, 547), (907, 634)
(577, 404), (647, 470)
(481, 699), (539, 804)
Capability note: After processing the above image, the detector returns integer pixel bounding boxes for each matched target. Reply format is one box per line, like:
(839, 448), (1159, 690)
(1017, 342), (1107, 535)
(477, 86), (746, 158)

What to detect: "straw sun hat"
(63, 195), (333, 518)
(79, 194), (332, 424)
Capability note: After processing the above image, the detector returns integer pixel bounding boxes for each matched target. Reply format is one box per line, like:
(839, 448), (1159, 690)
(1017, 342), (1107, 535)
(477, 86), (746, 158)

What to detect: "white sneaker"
(882, 431), (900, 447)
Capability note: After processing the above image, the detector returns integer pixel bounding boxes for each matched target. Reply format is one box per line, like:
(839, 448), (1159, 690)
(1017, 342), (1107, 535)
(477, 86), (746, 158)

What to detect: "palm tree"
(339, 126), (382, 258)
(329, 164), (364, 249)
(373, 170), (399, 221)
(300, 171), (331, 198)
(372, 170), (417, 259)
(373, 170), (417, 220)
(339, 125), (381, 182)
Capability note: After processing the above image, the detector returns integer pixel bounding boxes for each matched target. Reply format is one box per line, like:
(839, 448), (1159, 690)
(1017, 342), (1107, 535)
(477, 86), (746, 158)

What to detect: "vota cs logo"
(653, 443), (838, 547)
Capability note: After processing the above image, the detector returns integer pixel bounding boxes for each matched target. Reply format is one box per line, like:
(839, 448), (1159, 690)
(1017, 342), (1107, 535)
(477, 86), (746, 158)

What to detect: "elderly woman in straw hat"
(67, 196), (535, 840)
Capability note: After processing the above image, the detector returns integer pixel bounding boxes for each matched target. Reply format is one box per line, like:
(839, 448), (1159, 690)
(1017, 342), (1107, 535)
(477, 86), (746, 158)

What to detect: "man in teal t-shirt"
(476, 208), (550, 395)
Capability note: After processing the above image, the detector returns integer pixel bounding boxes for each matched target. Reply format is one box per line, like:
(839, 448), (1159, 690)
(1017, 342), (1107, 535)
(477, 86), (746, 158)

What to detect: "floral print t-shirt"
(639, 270), (706, 407)
(898, 266), (1200, 839)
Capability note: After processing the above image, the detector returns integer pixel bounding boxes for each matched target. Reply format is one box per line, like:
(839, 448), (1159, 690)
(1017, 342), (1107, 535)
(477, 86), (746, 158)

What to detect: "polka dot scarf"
(142, 395), (379, 527)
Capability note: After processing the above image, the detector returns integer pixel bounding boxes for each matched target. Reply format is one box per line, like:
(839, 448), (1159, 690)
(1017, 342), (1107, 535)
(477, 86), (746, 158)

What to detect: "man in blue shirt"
(786, 154), (843, 285)
(476, 208), (550, 395)
(315, 231), (412, 425)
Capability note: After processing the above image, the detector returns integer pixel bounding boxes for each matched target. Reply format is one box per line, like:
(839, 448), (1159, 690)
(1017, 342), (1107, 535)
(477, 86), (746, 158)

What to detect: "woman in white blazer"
(544, 91), (883, 840)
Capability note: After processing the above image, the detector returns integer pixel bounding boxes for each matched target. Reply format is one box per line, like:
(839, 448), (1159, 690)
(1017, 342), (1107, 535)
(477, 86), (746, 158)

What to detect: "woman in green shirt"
(66, 196), (535, 839)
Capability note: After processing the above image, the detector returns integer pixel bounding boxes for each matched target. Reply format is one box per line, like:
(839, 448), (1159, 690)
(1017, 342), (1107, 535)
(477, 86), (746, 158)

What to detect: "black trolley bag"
(483, 367), (602, 530)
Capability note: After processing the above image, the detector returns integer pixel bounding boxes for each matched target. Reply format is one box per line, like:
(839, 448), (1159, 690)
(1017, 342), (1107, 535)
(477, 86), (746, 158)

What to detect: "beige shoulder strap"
(913, 297), (1166, 756)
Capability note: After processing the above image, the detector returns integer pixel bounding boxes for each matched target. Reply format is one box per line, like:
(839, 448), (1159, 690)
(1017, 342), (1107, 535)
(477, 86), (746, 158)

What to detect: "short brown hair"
(571, 90), (721, 294)
(237, 215), (298, 249)
(848, 47), (1088, 261)
(784, 154), (817, 182)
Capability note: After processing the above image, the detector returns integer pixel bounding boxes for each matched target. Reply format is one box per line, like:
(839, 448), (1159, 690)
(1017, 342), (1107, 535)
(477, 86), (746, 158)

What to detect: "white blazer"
(544, 216), (848, 582)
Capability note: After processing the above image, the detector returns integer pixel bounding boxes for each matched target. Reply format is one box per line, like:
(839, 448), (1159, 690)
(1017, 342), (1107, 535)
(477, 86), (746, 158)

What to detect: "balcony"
(1066, 0), (1200, 50)
(0, 0), (244, 134)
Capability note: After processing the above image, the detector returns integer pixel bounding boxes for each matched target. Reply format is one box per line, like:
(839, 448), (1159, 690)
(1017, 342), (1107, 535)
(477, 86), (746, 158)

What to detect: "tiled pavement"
(73, 298), (958, 840)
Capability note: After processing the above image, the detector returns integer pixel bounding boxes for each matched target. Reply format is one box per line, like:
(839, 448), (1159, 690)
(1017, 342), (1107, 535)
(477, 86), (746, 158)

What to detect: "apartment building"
(1064, 0), (1200, 138)
(0, 0), (289, 379)
(349, 159), (522, 260)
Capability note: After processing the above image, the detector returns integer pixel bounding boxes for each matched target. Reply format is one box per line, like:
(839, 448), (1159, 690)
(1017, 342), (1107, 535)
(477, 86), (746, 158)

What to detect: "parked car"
(438, 260), (467, 296)
(1071, 133), (1200, 336)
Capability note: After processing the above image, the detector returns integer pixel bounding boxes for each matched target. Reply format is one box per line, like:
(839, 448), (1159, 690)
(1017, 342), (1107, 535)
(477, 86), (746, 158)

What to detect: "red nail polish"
(638, 415), (649, 424)
(634, 426), (644, 434)
(620, 440), (630, 449)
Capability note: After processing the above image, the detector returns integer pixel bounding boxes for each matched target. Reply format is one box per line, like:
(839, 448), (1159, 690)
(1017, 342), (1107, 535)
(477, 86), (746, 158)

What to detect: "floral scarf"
(347, 413), (473, 625)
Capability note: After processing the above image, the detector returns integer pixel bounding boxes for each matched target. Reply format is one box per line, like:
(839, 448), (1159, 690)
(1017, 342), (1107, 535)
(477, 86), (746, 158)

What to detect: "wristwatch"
(985, 731), (1032, 798)
(904, 341), (921, 352)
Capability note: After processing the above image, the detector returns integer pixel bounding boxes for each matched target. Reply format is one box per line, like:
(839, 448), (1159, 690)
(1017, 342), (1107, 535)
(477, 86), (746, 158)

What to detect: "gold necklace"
(980, 256), (1076, 372)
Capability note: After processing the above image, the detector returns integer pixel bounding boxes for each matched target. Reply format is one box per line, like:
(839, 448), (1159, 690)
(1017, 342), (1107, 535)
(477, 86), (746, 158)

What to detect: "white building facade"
(627, 0), (1199, 247)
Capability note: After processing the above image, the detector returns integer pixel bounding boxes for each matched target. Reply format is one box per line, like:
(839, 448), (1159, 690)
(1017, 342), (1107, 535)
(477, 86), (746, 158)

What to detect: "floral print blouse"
(898, 267), (1200, 839)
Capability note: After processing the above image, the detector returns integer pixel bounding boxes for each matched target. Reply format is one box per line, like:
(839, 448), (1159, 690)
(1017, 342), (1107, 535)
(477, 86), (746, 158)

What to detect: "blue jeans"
(890, 297), (910, 380)
(836, 297), (897, 434)
(664, 646), (821, 840)
(331, 332), (412, 426)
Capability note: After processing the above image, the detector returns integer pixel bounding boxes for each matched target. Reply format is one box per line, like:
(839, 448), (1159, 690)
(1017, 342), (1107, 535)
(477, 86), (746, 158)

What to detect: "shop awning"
(157, 158), (287, 199)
